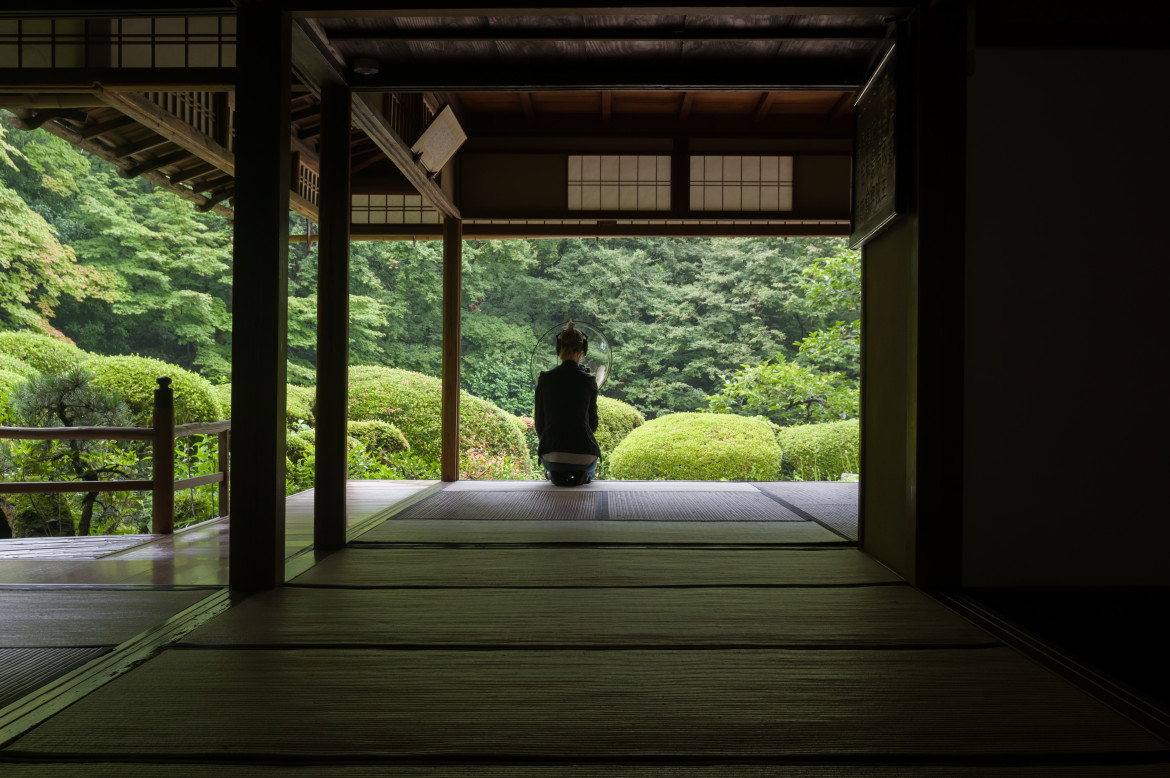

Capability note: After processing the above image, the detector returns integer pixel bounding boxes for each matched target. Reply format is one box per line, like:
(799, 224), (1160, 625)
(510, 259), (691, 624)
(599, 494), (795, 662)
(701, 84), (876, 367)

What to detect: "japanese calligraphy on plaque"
(851, 45), (903, 248)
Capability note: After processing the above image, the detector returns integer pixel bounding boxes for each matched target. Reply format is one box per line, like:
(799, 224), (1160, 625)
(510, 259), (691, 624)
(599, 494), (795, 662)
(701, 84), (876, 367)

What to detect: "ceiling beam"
(348, 221), (850, 241)
(519, 92), (535, 121)
(98, 88), (235, 174)
(601, 91), (612, 122)
(349, 59), (865, 91)
(118, 149), (192, 179)
(18, 108), (88, 129)
(678, 92), (695, 120)
(323, 26), (889, 43)
(80, 115), (137, 139)
(753, 91), (778, 121)
(289, 4), (910, 18)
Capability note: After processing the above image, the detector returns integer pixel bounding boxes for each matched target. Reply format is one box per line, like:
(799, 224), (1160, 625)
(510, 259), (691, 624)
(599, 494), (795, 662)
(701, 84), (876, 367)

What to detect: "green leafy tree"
(795, 248), (860, 378)
(705, 354), (858, 427)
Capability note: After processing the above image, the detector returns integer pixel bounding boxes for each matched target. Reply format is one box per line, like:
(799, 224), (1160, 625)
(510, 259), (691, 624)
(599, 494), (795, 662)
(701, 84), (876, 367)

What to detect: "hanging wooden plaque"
(851, 45), (906, 248)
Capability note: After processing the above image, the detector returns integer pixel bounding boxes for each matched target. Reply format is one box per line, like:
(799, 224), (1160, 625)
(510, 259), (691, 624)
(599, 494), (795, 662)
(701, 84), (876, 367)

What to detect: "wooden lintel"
(601, 91), (612, 122)
(290, 190), (320, 223)
(98, 89), (235, 176)
(754, 91), (778, 122)
(0, 95), (104, 110)
(519, 92), (535, 121)
(678, 92), (695, 120)
(829, 91), (856, 120)
(0, 69), (235, 91)
(323, 25), (890, 43)
(119, 150), (192, 179)
(349, 94), (460, 219)
(348, 221), (850, 240)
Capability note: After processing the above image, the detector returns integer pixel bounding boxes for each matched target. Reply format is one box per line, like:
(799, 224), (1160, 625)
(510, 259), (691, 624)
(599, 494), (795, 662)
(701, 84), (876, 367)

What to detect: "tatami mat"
(608, 490), (804, 521)
(290, 547), (900, 587)
(445, 480), (758, 492)
(0, 647), (108, 710)
(0, 589), (218, 647)
(0, 536), (153, 560)
(394, 491), (597, 521)
(180, 585), (995, 647)
(10, 648), (1166, 758)
(359, 519), (842, 545)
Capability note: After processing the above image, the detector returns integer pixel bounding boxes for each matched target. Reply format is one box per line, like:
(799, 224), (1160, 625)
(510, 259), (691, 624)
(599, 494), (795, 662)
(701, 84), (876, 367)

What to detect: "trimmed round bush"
(0, 331), (87, 374)
(211, 383), (231, 418)
(608, 412), (781, 481)
(0, 368), (28, 423)
(348, 365), (528, 467)
(286, 384), (315, 426)
(777, 419), (860, 481)
(83, 354), (222, 425)
(0, 353), (35, 377)
(595, 396), (645, 455)
(347, 419), (409, 455)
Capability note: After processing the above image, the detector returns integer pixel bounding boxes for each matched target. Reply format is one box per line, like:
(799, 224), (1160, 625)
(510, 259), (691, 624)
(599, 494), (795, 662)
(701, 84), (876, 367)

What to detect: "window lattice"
(689, 155), (793, 212)
(568, 155), (671, 211)
(351, 194), (440, 225)
(0, 17), (236, 69)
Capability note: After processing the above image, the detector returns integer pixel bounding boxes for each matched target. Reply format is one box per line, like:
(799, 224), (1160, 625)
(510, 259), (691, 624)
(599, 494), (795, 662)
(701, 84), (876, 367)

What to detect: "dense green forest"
(1, 118), (859, 423)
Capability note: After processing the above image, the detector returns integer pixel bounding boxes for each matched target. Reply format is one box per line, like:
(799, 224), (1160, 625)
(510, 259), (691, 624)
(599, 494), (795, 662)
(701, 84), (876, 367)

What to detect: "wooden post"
(440, 217), (463, 482)
(230, 0), (291, 591)
(151, 377), (175, 534)
(314, 82), (351, 552)
(217, 430), (230, 518)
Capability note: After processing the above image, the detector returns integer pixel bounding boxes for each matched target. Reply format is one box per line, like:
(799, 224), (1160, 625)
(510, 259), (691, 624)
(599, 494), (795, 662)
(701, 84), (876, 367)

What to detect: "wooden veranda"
(2, 480), (1168, 773)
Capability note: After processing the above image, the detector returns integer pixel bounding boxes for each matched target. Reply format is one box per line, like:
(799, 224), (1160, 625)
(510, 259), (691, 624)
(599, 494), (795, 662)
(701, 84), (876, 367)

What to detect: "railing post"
(217, 430), (230, 518)
(152, 377), (175, 534)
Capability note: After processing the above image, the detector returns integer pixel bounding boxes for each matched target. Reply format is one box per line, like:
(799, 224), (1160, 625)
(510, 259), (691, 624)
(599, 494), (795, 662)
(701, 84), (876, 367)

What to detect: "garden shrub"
(347, 419), (409, 456)
(0, 369), (28, 423)
(286, 384), (316, 426)
(608, 412), (781, 481)
(777, 419), (860, 481)
(0, 331), (87, 374)
(595, 396), (645, 455)
(83, 354), (222, 424)
(348, 365), (529, 475)
(13, 494), (74, 537)
(0, 353), (35, 377)
(211, 383), (231, 418)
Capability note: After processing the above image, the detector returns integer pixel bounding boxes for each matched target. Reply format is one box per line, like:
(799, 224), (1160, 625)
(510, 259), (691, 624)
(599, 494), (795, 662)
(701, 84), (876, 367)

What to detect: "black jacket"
(534, 360), (601, 459)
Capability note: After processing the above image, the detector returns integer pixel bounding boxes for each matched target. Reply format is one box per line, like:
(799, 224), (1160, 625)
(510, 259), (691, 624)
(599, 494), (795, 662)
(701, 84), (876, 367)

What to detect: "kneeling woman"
(534, 323), (600, 486)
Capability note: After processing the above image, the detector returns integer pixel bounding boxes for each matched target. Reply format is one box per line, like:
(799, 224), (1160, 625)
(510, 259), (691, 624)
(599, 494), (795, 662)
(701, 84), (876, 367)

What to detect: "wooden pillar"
(440, 217), (463, 481)
(151, 377), (175, 534)
(314, 83), (351, 552)
(230, 0), (290, 591)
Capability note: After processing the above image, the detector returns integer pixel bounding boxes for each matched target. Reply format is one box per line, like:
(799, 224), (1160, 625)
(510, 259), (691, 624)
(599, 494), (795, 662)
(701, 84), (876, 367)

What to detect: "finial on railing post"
(151, 377), (175, 534)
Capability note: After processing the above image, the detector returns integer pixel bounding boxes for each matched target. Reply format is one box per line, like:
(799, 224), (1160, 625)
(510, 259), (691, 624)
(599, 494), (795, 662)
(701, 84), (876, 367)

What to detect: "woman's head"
(556, 322), (588, 361)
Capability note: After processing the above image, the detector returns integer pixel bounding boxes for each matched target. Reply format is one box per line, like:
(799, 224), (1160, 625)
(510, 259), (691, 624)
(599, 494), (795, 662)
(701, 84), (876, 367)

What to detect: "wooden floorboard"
(359, 519), (842, 545)
(0, 590), (217, 647)
(290, 547), (900, 587)
(179, 586), (996, 647)
(9, 648), (1166, 758)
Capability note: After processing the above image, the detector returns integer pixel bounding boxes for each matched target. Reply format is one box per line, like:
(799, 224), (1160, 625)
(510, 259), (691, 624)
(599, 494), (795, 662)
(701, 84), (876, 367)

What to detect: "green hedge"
(0, 331), (87, 374)
(608, 412), (781, 481)
(348, 365), (529, 467)
(0, 353), (35, 377)
(777, 419), (860, 481)
(83, 354), (222, 424)
(211, 383), (312, 428)
(595, 396), (645, 455)
(346, 420), (409, 456)
(211, 383), (231, 418)
(0, 368), (28, 423)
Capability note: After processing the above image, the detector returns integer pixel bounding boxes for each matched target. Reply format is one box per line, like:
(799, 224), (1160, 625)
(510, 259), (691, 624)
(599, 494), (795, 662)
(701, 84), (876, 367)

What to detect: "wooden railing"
(0, 377), (230, 534)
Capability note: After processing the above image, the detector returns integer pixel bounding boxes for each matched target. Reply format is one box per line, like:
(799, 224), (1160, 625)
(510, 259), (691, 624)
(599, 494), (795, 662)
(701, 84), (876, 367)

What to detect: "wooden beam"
(21, 109), (88, 130)
(350, 221), (850, 241)
(678, 92), (695, 120)
(0, 68), (235, 91)
(314, 82), (352, 554)
(829, 91), (855, 121)
(230, 0), (291, 593)
(601, 91), (612, 122)
(323, 25), (891, 43)
(97, 89), (235, 175)
(80, 115), (136, 139)
(118, 150), (192, 179)
(196, 186), (234, 212)
(169, 162), (215, 186)
(349, 94), (461, 219)
(519, 92), (535, 121)
(440, 217), (463, 482)
(754, 91), (778, 121)
(112, 136), (172, 158)
(0, 95), (104, 109)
